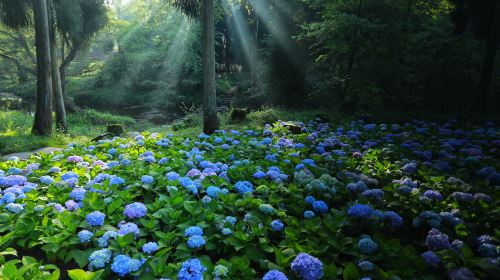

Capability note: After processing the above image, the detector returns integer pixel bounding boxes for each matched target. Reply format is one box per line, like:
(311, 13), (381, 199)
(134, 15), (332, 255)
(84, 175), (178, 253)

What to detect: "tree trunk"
(251, 16), (259, 94)
(60, 43), (79, 113)
(48, 0), (67, 132)
(341, 0), (363, 103)
(202, 0), (219, 134)
(475, 0), (500, 112)
(32, 0), (53, 135)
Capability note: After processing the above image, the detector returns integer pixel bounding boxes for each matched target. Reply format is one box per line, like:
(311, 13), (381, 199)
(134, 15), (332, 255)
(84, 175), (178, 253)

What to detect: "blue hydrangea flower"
(98, 231), (117, 247)
(422, 190), (443, 201)
(253, 171), (266, 179)
(235, 181), (254, 194)
(88, 249), (112, 269)
(421, 250), (440, 267)
(178, 258), (207, 280)
(259, 204), (275, 215)
(61, 171), (78, 181)
(187, 235), (206, 249)
(222, 228), (232, 235)
(65, 200), (80, 212)
(312, 200), (329, 214)
(78, 230), (94, 243)
(111, 254), (143, 276)
(69, 188), (86, 201)
(86, 211), (105, 227)
(450, 268), (475, 280)
(141, 175), (154, 185)
(304, 211), (315, 219)
(185, 226), (203, 237)
(225, 216), (237, 226)
(5, 203), (24, 214)
(206, 186), (222, 198)
(213, 264), (229, 278)
(53, 203), (65, 212)
(142, 242), (159, 254)
(361, 189), (384, 203)
(166, 171), (180, 181)
(0, 193), (16, 205)
(123, 202), (147, 219)
(403, 162), (417, 174)
(109, 175), (125, 186)
(118, 222), (140, 237)
(384, 211), (403, 228)
(290, 253), (324, 280)
(426, 228), (451, 251)
(271, 220), (285, 232)
(358, 237), (378, 254)
(305, 196), (316, 205)
(358, 260), (375, 271)
(40, 176), (54, 185)
(348, 204), (373, 219)
(478, 243), (497, 257)
(263, 270), (288, 280)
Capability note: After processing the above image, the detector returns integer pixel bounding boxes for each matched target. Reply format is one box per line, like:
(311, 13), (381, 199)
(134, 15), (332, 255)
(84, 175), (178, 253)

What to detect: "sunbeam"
(222, 0), (257, 72)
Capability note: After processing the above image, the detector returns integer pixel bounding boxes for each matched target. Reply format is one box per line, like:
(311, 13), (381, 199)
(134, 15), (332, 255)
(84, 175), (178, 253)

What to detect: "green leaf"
(455, 224), (468, 237)
(183, 201), (198, 215)
(342, 263), (359, 280)
(0, 248), (17, 257)
(48, 269), (61, 280)
(67, 269), (104, 280)
(68, 250), (91, 268)
(116, 233), (135, 248)
(2, 260), (18, 279)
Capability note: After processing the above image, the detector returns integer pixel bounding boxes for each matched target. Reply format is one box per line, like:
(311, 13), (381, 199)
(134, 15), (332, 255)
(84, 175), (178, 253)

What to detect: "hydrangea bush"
(0, 119), (498, 279)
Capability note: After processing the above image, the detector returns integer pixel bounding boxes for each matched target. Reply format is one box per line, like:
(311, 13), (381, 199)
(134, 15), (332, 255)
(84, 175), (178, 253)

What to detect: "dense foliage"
(0, 118), (498, 279)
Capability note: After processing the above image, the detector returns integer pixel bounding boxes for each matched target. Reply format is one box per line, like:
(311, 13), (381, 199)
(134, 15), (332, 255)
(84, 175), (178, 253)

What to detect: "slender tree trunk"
(475, 0), (500, 112)
(202, 0), (219, 134)
(48, 0), (67, 132)
(60, 43), (79, 112)
(251, 16), (259, 94)
(341, 0), (363, 103)
(32, 0), (53, 135)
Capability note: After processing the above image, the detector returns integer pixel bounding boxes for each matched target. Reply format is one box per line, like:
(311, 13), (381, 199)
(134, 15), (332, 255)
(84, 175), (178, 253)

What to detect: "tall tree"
(201, 0), (218, 133)
(48, 0), (66, 131)
(171, 0), (219, 134)
(32, 0), (53, 135)
(451, 0), (500, 112)
(55, 0), (108, 112)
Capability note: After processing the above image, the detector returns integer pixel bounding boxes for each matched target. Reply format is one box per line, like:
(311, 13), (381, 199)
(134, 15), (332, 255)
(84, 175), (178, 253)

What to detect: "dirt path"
(1, 147), (63, 161)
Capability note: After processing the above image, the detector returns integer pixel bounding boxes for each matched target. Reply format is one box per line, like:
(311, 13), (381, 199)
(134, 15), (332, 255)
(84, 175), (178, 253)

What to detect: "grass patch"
(0, 110), (155, 155)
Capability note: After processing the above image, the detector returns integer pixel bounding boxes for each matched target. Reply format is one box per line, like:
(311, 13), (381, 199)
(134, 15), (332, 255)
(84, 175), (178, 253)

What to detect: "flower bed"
(0, 119), (498, 279)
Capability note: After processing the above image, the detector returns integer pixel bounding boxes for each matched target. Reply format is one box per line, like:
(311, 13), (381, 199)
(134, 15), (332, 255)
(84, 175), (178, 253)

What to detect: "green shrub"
(69, 109), (136, 126)
(247, 107), (280, 125)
